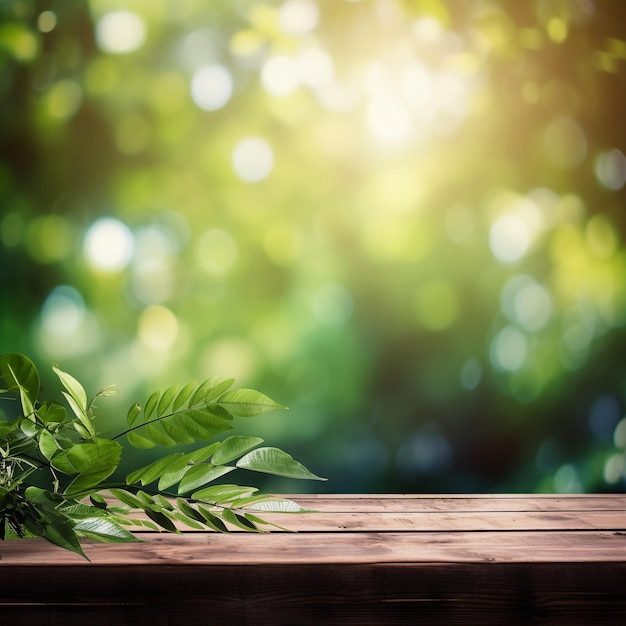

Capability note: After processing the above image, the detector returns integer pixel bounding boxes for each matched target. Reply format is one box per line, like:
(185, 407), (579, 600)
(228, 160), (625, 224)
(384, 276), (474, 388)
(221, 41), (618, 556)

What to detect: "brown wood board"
(290, 494), (626, 512)
(1, 495), (625, 625)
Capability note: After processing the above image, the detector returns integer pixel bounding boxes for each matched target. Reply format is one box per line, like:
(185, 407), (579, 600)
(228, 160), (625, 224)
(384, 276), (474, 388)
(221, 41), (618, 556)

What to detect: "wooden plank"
(1, 561), (625, 625)
(290, 495), (626, 513)
(295, 493), (625, 498)
(247, 510), (626, 532)
(2, 529), (626, 565)
(117, 507), (626, 532)
(95, 494), (626, 533)
(93, 507), (626, 534)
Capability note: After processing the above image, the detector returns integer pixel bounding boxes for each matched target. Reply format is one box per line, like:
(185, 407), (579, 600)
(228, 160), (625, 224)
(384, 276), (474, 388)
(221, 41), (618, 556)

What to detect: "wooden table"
(1, 494), (626, 625)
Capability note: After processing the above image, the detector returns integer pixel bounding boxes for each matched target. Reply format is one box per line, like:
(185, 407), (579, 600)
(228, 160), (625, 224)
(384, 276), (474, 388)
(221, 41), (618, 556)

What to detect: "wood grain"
(1, 494), (625, 625)
(291, 494), (626, 512)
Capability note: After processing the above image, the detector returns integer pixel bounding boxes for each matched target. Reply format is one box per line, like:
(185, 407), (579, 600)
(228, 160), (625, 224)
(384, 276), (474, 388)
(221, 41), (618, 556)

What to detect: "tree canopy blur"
(1, 0), (626, 494)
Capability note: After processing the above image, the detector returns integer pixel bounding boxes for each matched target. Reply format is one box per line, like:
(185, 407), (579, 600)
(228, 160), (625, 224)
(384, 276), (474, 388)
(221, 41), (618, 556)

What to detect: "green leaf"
(172, 509), (205, 529)
(211, 435), (264, 465)
(173, 381), (196, 411)
(157, 384), (180, 415)
(62, 391), (95, 438)
(24, 485), (64, 506)
(0, 354), (40, 417)
(118, 517), (159, 531)
(61, 502), (110, 518)
(221, 507), (261, 532)
(158, 465), (192, 491)
(176, 498), (206, 524)
(73, 517), (141, 543)
(233, 496), (307, 513)
(217, 389), (286, 417)
(202, 378), (235, 403)
(177, 464), (236, 495)
(196, 506), (229, 533)
(89, 493), (108, 509)
(52, 364), (87, 411)
(236, 447), (326, 480)
(22, 487), (88, 559)
(135, 489), (157, 506)
(42, 519), (89, 559)
(136, 424), (178, 447)
(125, 404), (233, 449)
(126, 452), (185, 486)
(188, 377), (218, 407)
(38, 428), (60, 461)
(0, 416), (20, 439)
(36, 402), (66, 425)
(109, 488), (146, 510)
(144, 508), (178, 532)
(126, 402), (141, 425)
(162, 419), (200, 445)
(244, 513), (292, 532)
(154, 494), (175, 510)
(126, 430), (156, 449)
(191, 484), (258, 503)
(51, 438), (122, 496)
(144, 391), (160, 419)
(20, 419), (38, 438)
(71, 421), (93, 439)
(52, 438), (121, 475)
(157, 443), (220, 490)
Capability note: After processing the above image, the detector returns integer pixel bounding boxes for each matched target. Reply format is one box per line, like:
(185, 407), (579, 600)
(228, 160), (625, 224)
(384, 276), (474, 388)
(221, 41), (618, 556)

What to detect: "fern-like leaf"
(123, 378), (285, 449)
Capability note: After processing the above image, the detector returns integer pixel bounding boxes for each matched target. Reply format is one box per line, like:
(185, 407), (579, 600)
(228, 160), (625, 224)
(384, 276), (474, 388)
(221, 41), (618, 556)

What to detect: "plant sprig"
(0, 353), (325, 559)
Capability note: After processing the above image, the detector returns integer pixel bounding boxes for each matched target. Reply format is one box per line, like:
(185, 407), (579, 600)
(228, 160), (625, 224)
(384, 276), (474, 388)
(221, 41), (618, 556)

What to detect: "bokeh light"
(231, 137), (274, 182)
(279, 0), (320, 35)
(490, 326), (529, 372)
(595, 149), (626, 190)
(261, 56), (299, 97)
(191, 64), (233, 111)
(138, 305), (179, 352)
(83, 217), (134, 272)
(95, 11), (147, 54)
(36, 286), (99, 358)
(2, 0), (626, 496)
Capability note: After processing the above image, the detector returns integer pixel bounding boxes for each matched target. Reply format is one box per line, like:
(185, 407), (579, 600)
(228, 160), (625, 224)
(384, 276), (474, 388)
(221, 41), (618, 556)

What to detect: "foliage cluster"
(0, 353), (324, 558)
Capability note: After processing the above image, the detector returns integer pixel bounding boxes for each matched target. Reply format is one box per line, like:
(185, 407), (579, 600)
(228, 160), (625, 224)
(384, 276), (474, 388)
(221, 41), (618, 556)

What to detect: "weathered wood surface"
(1, 494), (625, 625)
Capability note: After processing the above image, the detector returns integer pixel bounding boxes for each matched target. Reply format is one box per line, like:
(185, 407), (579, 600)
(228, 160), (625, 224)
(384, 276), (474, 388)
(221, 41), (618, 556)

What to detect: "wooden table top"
(2, 493), (626, 564)
(2, 494), (626, 625)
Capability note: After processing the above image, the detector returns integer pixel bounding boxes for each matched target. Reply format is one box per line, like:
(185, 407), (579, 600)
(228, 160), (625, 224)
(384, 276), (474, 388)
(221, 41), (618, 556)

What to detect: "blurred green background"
(2, 0), (626, 494)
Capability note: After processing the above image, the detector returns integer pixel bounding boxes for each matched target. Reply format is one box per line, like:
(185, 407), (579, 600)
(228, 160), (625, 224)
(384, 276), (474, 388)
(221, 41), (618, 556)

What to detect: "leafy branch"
(0, 353), (325, 559)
